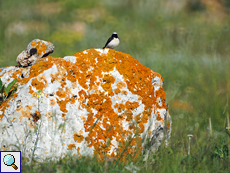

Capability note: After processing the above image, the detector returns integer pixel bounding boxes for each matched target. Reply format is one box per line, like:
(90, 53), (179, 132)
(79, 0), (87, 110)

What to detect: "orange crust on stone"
(0, 49), (169, 161)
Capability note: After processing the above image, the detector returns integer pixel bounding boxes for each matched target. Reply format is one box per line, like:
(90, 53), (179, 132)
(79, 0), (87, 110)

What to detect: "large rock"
(0, 48), (171, 163)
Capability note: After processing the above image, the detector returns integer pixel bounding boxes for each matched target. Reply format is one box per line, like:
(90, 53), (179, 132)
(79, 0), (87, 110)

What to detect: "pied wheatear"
(103, 32), (120, 49)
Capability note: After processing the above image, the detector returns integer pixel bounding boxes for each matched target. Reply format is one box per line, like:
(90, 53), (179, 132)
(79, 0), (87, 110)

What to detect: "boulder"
(0, 48), (171, 163)
(16, 39), (55, 67)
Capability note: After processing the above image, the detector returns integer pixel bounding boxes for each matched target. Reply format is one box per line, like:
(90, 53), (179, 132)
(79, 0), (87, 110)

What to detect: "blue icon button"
(3, 154), (18, 170)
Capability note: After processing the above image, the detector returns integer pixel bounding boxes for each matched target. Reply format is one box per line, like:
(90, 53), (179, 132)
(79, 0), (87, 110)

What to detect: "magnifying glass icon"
(3, 154), (18, 170)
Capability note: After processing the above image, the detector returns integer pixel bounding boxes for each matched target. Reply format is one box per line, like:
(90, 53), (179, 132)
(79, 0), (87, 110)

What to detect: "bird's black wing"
(103, 36), (113, 49)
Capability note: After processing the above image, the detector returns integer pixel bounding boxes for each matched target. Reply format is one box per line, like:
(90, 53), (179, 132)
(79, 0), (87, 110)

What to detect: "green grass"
(1, 0), (230, 172)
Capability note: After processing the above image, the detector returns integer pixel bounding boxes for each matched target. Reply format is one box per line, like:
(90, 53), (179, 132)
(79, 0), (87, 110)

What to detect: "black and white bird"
(103, 32), (120, 49)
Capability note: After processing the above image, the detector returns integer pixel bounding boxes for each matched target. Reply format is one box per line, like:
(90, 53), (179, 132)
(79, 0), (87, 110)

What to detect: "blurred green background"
(1, 0), (230, 172)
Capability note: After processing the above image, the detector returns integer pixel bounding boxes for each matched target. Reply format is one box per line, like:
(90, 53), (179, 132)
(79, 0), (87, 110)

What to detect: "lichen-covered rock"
(0, 49), (171, 163)
(16, 39), (55, 67)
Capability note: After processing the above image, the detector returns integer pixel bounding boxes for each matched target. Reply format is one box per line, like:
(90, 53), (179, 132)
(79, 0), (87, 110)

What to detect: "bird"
(103, 32), (120, 49)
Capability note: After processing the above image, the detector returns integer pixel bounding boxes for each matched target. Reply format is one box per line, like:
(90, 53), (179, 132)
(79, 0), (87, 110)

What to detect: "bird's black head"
(112, 32), (118, 38)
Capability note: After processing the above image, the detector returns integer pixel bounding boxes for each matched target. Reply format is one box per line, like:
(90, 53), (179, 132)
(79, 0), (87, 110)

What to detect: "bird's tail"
(102, 46), (105, 49)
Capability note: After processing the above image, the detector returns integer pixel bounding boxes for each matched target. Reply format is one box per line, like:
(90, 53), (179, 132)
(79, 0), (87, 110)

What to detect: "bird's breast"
(107, 38), (120, 48)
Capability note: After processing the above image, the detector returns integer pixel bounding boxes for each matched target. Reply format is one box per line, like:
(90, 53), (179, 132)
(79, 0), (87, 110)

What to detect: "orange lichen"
(73, 131), (84, 143)
(67, 144), (76, 150)
(155, 88), (166, 109)
(134, 113), (142, 123)
(50, 73), (57, 83)
(141, 111), (149, 124)
(125, 101), (139, 111)
(167, 121), (171, 131)
(121, 90), (128, 95)
(72, 81), (77, 89)
(78, 89), (87, 102)
(116, 96), (121, 100)
(114, 88), (121, 94)
(56, 88), (66, 98)
(91, 84), (99, 92)
(101, 74), (115, 96)
(50, 99), (56, 106)
(116, 81), (126, 89)
(32, 111), (41, 122)
(80, 116), (86, 122)
(45, 112), (54, 121)
(77, 147), (82, 156)
(29, 120), (36, 129)
(138, 122), (145, 133)
(62, 113), (66, 121)
(156, 113), (163, 121)
(124, 110), (133, 122)
(56, 98), (68, 113)
(70, 97), (76, 104)
(2, 145), (7, 151)
(31, 78), (45, 91)
(0, 101), (10, 121)
(28, 85), (36, 96)
(114, 103), (125, 113)
(31, 41), (47, 55)
(137, 96), (143, 101)
(19, 105), (33, 122)
(37, 75), (48, 88)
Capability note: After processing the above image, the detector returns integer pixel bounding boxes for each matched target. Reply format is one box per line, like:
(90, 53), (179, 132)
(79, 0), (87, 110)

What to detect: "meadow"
(1, 0), (230, 172)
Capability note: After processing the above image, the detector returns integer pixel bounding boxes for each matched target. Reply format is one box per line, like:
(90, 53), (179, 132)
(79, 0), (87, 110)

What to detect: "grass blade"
(5, 79), (17, 95)
(0, 78), (2, 91)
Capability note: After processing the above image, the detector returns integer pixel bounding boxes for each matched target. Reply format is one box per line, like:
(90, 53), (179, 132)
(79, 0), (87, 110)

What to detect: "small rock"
(16, 39), (55, 67)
